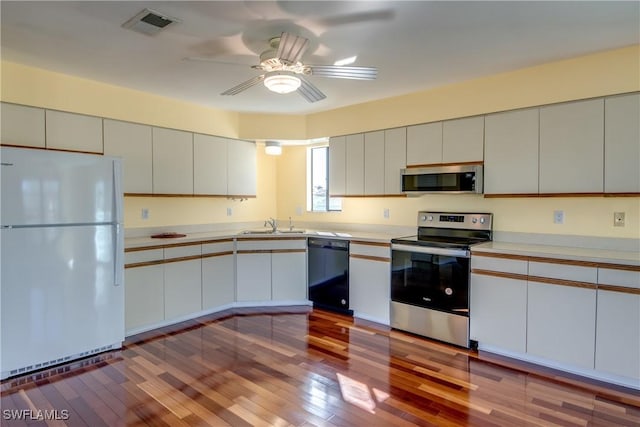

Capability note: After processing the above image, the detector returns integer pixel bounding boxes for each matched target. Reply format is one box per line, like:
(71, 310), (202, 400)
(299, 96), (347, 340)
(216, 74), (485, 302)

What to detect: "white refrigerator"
(1, 146), (124, 379)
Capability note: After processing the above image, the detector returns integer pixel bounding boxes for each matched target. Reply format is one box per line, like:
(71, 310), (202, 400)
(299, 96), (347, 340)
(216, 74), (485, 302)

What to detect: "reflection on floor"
(1, 306), (639, 426)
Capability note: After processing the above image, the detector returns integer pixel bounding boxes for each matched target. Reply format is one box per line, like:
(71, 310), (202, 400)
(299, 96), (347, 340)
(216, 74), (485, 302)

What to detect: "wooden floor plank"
(2, 307), (638, 426)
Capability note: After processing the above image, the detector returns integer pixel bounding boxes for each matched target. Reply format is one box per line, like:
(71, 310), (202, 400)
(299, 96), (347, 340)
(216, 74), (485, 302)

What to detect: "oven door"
(391, 244), (470, 315)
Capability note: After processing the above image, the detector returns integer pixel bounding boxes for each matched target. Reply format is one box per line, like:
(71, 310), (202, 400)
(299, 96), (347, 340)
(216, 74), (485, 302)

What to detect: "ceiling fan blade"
(276, 32), (310, 64)
(298, 77), (326, 103)
(309, 65), (378, 80)
(221, 75), (265, 96)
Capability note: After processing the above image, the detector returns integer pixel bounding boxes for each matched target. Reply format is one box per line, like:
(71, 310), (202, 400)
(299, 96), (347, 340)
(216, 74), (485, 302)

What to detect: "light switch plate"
(553, 210), (564, 224)
(141, 208), (149, 220)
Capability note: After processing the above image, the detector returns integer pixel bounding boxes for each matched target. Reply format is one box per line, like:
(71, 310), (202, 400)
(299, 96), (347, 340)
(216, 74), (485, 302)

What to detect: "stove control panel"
(417, 212), (492, 230)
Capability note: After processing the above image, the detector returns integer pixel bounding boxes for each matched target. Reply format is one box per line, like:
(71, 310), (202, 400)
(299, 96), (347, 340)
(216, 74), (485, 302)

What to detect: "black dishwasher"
(308, 238), (352, 315)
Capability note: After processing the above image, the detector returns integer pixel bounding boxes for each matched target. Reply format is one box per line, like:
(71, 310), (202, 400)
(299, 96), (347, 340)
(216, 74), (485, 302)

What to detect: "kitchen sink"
(241, 229), (306, 235)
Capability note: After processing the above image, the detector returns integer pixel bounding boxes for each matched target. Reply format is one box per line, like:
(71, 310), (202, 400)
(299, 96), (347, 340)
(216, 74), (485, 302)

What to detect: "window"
(308, 146), (342, 212)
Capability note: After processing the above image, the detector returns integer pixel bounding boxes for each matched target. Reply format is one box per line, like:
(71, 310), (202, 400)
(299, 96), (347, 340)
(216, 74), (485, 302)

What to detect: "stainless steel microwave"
(401, 164), (483, 194)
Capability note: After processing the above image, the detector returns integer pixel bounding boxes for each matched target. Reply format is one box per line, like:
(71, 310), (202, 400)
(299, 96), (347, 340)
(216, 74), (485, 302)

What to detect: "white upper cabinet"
(406, 122), (442, 166)
(539, 99), (604, 194)
(442, 116), (484, 164)
(46, 110), (103, 153)
(193, 133), (228, 195)
(103, 119), (153, 194)
(604, 93), (640, 193)
(227, 139), (256, 196)
(329, 136), (346, 196)
(1, 103), (45, 148)
(484, 108), (539, 195)
(345, 133), (365, 195)
(364, 131), (385, 196)
(384, 127), (407, 195)
(152, 127), (194, 195)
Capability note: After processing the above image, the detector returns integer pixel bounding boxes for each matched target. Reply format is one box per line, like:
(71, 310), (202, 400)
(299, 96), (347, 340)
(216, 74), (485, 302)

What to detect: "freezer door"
(1, 147), (117, 226)
(1, 225), (124, 376)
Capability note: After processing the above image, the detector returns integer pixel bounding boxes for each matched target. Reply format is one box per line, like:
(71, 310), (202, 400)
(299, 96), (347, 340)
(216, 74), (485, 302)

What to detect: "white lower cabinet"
(164, 258), (202, 321)
(236, 252), (272, 302)
(527, 281), (596, 370)
(595, 290), (640, 380)
(202, 241), (235, 309)
(470, 255), (528, 353)
(124, 248), (165, 333)
(272, 251), (307, 301)
(349, 242), (391, 324)
(470, 274), (527, 353)
(236, 238), (307, 303)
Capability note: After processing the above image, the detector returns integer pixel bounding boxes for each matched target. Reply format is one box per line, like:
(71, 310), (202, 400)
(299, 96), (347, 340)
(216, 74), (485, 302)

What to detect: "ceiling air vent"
(122, 8), (179, 36)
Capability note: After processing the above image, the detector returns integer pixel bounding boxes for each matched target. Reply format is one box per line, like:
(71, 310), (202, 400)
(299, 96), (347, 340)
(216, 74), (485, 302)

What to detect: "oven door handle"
(391, 243), (470, 258)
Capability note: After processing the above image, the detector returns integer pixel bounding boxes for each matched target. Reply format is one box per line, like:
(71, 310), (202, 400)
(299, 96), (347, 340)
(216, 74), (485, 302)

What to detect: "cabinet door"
(470, 273), (527, 353)
(227, 140), (256, 196)
(272, 251), (307, 301)
(164, 258), (202, 320)
(484, 108), (539, 194)
(539, 99), (604, 193)
(406, 122), (442, 166)
(236, 252), (271, 302)
(152, 127), (194, 195)
(595, 290), (640, 380)
(103, 119), (153, 194)
(345, 133), (365, 195)
(442, 116), (484, 164)
(194, 133), (228, 195)
(46, 110), (103, 153)
(364, 131), (385, 196)
(604, 93), (640, 193)
(124, 264), (164, 333)
(527, 281), (596, 369)
(329, 136), (346, 196)
(1, 103), (45, 148)
(384, 127), (407, 195)
(202, 253), (235, 309)
(349, 257), (390, 324)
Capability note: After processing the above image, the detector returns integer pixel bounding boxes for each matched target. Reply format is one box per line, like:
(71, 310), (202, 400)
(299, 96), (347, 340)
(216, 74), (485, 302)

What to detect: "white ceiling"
(1, 1), (638, 115)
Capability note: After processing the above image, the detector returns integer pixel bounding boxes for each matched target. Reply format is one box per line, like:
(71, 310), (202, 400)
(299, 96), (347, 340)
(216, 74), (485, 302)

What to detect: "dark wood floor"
(2, 307), (639, 426)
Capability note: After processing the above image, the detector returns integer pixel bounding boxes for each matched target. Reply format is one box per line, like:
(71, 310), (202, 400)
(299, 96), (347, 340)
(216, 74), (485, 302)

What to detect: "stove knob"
(421, 215), (427, 221)
(480, 217), (485, 224)
(472, 218), (478, 224)
(427, 215), (433, 221)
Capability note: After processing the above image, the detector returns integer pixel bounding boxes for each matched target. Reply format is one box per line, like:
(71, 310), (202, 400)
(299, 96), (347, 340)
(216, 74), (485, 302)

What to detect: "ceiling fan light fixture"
(264, 141), (282, 156)
(263, 71), (301, 94)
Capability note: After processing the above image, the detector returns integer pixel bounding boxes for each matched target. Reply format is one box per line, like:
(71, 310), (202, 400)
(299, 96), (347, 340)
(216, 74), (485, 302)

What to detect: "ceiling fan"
(218, 31), (377, 103)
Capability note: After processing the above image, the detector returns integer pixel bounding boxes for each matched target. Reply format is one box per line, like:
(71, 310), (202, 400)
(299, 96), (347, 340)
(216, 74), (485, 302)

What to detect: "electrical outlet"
(383, 208), (390, 219)
(296, 206), (303, 216)
(614, 212), (625, 227)
(226, 207), (233, 217)
(553, 210), (564, 224)
(141, 208), (149, 220)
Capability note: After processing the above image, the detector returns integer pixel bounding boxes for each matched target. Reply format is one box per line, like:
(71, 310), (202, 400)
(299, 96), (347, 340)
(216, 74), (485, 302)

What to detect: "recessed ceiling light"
(334, 56), (357, 66)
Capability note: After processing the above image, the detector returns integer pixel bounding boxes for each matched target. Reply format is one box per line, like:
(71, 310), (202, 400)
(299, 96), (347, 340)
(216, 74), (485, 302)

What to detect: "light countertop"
(472, 241), (640, 266)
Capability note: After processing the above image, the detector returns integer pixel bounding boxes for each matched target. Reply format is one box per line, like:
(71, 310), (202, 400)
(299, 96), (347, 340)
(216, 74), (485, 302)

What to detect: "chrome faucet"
(264, 217), (277, 232)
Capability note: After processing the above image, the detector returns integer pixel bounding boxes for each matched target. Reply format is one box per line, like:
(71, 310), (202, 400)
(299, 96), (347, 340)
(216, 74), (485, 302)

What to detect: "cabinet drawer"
(164, 244), (201, 259)
(202, 240), (234, 255)
(528, 261), (597, 284)
(237, 238), (306, 251)
(125, 248), (163, 265)
(350, 242), (390, 260)
(471, 254), (527, 275)
(598, 268), (640, 289)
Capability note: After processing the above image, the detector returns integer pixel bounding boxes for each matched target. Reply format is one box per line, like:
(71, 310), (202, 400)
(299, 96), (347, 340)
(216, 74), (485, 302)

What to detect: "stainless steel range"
(390, 212), (492, 347)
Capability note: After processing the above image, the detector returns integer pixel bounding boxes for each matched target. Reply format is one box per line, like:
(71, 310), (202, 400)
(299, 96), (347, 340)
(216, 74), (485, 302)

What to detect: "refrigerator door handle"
(112, 159), (124, 287)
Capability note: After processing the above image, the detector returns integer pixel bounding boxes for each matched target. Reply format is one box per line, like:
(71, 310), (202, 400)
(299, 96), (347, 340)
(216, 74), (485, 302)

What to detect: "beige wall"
(2, 45), (639, 236)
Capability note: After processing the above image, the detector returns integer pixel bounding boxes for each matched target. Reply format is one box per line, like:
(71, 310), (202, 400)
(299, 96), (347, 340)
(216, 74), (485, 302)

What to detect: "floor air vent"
(122, 8), (179, 36)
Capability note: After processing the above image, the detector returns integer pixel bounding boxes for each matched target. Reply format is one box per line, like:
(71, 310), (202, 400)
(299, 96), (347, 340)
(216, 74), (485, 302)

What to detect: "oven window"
(391, 250), (470, 314)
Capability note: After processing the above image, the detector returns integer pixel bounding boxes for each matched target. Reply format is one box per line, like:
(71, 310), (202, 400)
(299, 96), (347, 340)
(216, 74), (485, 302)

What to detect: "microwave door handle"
(391, 244), (470, 258)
